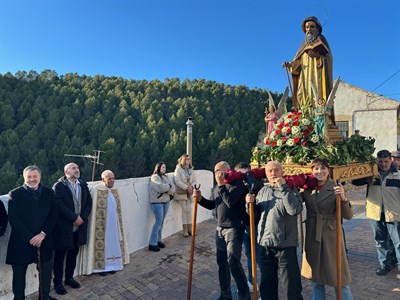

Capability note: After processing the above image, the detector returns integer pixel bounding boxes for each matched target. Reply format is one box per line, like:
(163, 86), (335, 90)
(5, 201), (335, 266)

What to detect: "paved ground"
(28, 186), (400, 299)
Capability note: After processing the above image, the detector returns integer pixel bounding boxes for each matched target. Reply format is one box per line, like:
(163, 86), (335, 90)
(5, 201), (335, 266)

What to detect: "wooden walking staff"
(284, 65), (297, 110)
(335, 183), (343, 300)
(37, 247), (43, 300)
(187, 184), (201, 300)
(248, 199), (258, 300)
(298, 210), (304, 253)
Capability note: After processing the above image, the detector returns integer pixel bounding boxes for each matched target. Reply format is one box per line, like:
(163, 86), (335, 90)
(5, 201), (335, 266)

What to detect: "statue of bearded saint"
(282, 16), (333, 118)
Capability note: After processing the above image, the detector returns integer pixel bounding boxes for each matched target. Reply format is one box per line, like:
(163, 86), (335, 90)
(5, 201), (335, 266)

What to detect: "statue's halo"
(303, 4), (328, 28)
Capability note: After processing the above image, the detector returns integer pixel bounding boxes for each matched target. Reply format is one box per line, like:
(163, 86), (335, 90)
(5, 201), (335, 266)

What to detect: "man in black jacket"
(6, 165), (58, 300)
(52, 162), (92, 295)
(194, 161), (250, 300)
(0, 199), (7, 237)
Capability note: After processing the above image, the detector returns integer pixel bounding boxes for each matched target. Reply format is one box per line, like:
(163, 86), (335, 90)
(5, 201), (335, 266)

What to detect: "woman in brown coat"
(301, 158), (354, 300)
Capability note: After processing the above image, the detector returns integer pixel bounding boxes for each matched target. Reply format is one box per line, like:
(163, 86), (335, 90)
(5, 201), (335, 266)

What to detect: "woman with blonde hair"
(173, 154), (196, 237)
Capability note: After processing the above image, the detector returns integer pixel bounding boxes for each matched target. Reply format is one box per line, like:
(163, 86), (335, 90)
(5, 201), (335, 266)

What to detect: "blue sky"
(1, 0), (399, 100)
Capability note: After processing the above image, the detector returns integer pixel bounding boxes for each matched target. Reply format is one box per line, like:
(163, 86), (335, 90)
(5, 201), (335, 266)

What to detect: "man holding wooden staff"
(194, 161), (250, 300)
(245, 161), (303, 300)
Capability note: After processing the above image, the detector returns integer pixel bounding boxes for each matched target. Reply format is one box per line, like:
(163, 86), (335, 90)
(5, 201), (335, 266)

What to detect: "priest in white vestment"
(78, 170), (129, 276)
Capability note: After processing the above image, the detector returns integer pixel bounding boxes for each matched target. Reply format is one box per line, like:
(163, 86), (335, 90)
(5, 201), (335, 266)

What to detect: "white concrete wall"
(334, 80), (399, 152)
(334, 81), (399, 115)
(353, 110), (398, 155)
(0, 170), (214, 300)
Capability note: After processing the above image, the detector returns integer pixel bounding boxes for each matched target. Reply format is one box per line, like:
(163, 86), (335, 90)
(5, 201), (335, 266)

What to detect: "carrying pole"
(299, 210), (304, 253)
(187, 184), (200, 300)
(336, 194), (343, 300)
(249, 202), (258, 300)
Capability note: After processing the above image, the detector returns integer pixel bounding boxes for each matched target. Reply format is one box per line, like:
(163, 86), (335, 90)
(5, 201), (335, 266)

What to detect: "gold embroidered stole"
(93, 189), (127, 269)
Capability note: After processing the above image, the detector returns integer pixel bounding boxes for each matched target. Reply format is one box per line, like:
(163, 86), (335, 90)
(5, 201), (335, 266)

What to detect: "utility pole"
(64, 150), (105, 181)
(186, 117), (193, 159)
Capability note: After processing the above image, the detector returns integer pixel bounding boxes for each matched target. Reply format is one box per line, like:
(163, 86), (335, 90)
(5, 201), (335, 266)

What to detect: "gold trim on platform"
(283, 162), (378, 181)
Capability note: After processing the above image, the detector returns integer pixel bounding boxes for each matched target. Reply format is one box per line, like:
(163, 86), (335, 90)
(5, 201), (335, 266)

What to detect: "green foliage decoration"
(319, 134), (376, 165)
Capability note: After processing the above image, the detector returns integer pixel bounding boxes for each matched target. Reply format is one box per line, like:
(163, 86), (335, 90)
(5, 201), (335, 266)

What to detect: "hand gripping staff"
(187, 184), (200, 300)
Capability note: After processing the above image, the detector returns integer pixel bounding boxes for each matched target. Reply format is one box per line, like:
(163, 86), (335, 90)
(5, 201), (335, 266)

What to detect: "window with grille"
(336, 121), (349, 138)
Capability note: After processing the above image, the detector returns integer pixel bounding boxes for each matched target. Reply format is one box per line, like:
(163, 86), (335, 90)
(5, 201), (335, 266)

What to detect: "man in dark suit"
(6, 165), (58, 300)
(52, 162), (92, 295)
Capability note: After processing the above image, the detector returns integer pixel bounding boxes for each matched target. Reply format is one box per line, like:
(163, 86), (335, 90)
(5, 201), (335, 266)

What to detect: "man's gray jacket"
(249, 183), (303, 248)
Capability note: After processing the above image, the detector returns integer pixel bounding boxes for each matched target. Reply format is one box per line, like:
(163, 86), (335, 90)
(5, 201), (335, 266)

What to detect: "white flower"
(292, 126), (301, 135)
(301, 118), (310, 125)
(270, 131), (276, 139)
(286, 138), (294, 146)
(277, 140), (283, 146)
(281, 127), (289, 134)
(310, 134), (319, 143)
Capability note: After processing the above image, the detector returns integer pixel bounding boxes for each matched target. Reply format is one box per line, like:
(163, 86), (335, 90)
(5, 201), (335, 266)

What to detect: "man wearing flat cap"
(353, 150), (400, 276)
(390, 151), (400, 170)
(283, 16), (333, 115)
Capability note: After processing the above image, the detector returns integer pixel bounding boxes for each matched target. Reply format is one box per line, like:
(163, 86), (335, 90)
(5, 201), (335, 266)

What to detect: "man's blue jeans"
(311, 282), (353, 300)
(149, 202), (170, 246)
(370, 215), (400, 269)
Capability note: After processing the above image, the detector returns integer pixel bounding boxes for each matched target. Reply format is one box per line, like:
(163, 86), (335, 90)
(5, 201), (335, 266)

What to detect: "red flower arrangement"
(260, 111), (321, 163)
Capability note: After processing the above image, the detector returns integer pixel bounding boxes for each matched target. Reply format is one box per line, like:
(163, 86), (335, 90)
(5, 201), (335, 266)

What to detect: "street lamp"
(186, 117), (193, 159)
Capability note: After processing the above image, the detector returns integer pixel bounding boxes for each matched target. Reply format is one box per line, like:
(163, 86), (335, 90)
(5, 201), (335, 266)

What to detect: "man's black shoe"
(98, 272), (108, 276)
(216, 295), (233, 300)
(64, 278), (81, 289)
(376, 266), (391, 276)
(39, 296), (58, 300)
(158, 241), (166, 248)
(108, 271), (116, 274)
(54, 283), (67, 295)
(149, 245), (160, 251)
(391, 258), (398, 267)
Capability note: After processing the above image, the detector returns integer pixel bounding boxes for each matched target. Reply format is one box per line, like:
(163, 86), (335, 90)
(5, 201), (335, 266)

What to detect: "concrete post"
(186, 117), (193, 159)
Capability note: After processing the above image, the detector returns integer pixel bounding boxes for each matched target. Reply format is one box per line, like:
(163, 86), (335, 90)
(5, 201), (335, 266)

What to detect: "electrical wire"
(371, 68), (400, 93)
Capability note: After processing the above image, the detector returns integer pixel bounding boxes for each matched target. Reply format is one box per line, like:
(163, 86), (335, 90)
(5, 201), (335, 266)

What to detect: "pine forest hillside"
(0, 70), (287, 192)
